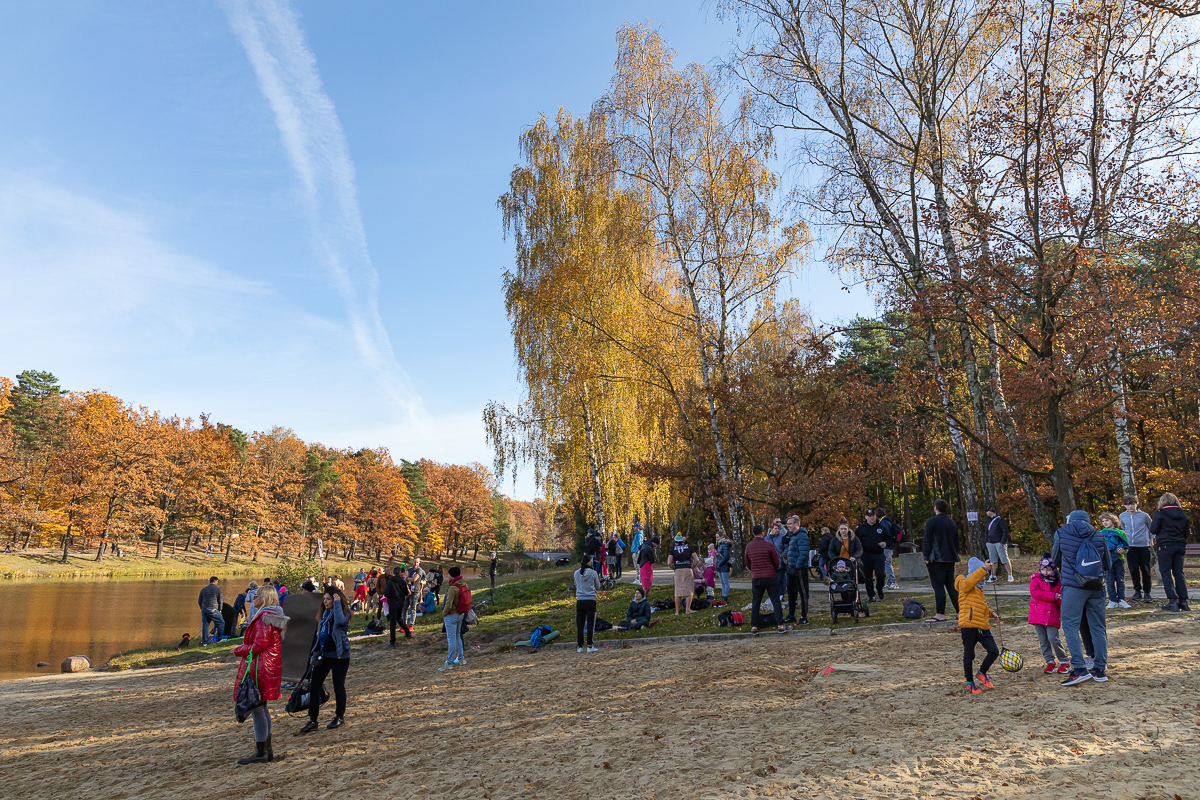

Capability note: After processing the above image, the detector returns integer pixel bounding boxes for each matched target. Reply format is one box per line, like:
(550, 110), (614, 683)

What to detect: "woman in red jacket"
(233, 585), (288, 764)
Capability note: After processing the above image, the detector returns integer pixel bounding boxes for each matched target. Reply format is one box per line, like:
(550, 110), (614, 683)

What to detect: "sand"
(1, 615), (1198, 799)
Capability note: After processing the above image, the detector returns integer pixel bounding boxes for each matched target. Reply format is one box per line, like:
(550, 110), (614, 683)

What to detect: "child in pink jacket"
(1029, 554), (1069, 674)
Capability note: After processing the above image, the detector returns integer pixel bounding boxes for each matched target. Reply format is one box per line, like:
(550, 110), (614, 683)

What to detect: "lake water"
(0, 567), (484, 681)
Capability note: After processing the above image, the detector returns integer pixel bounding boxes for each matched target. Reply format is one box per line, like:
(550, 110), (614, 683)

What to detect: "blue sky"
(0, 1), (872, 500)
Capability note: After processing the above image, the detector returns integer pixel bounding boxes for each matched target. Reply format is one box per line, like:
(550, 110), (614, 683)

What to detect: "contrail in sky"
(220, 0), (420, 417)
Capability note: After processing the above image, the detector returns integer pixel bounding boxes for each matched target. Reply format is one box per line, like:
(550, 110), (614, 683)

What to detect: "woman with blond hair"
(232, 585), (287, 763)
(1151, 492), (1192, 612)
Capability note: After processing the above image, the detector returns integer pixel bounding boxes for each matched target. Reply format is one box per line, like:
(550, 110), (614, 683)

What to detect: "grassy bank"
(0, 547), (552, 582)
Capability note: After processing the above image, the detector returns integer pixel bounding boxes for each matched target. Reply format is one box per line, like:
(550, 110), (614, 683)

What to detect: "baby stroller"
(827, 557), (870, 624)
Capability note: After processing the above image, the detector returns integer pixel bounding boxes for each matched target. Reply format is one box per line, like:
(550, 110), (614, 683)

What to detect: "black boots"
(238, 739), (270, 765)
(326, 716), (344, 730)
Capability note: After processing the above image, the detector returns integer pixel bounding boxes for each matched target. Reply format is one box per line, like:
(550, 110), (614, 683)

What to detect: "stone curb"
(538, 621), (956, 651)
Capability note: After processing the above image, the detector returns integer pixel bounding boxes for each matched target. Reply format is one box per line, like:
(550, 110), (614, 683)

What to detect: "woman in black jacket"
(617, 588), (652, 631)
(1151, 492), (1192, 611)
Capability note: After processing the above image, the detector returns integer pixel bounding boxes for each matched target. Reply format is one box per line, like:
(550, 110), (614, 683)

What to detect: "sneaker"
(1117, 600), (1132, 609)
(1060, 669), (1093, 686)
(1131, 592), (1143, 602)
(986, 576), (998, 584)
(778, 625), (794, 633)
(783, 615), (796, 623)
(1090, 669), (1109, 683)
(586, 646), (598, 653)
(453, 658), (465, 665)
(577, 647), (584, 653)
(1057, 663), (1071, 674)
(1085, 656), (1095, 670)
(975, 672), (994, 689)
(798, 616), (809, 625)
(1006, 575), (1014, 583)
(437, 662), (453, 672)
(1042, 663), (1056, 674)
(1106, 601), (1118, 609)
(968, 681), (982, 695)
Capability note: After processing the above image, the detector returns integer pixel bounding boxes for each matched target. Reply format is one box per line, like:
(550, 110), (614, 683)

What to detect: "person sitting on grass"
(616, 588), (653, 631)
(957, 556), (1001, 695)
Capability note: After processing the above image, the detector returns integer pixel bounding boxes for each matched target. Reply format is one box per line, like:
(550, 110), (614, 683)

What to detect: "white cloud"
(219, 0), (420, 419)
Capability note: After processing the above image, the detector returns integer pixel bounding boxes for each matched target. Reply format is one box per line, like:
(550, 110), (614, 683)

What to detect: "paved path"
(614, 567), (1175, 601)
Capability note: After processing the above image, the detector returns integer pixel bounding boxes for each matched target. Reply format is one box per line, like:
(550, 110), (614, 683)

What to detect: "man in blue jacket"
(784, 515), (810, 624)
(1052, 510), (1112, 686)
(629, 523), (644, 571)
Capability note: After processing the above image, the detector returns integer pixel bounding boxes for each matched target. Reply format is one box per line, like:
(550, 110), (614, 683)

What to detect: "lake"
(0, 567), (483, 681)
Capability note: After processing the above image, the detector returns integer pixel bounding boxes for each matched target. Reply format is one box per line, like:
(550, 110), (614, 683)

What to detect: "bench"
(1183, 544), (1200, 570)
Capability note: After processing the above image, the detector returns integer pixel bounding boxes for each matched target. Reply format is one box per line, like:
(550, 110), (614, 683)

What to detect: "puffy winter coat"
(786, 527), (811, 572)
(1027, 573), (1062, 628)
(233, 608), (287, 701)
(823, 534), (863, 562)
(955, 567), (993, 630)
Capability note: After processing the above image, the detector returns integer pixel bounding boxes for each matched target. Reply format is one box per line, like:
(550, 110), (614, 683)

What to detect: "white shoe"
(1118, 600), (1132, 608)
(1085, 656), (1095, 670)
(587, 646), (598, 653)
(577, 647), (584, 653)
(1106, 601), (1118, 609)
(437, 662), (453, 672)
(453, 658), (465, 665)
(1006, 575), (1014, 583)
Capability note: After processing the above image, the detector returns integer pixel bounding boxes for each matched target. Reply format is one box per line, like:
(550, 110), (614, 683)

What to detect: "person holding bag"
(299, 587), (352, 733)
(232, 585), (287, 764)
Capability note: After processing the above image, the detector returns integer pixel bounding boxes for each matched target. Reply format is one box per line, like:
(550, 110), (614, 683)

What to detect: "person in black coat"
(384, 567), (412, 647)
(922, 499), (961, 621)
(1150, 492), (1192, 611)
(617, 588), (653, 631)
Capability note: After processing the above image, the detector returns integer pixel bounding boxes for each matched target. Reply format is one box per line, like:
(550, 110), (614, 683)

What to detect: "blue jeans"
(718, 571), (730, 599)
(1106, 559), (1126, 602)
(443, 613), (464, 663)
(201, 609), (224, 642)
(1061, 587), (1107, 671)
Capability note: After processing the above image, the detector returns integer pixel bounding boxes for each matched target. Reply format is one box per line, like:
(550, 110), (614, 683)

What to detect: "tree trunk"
(224, 533), (233, 563)
(156, 530), (165, 559)
(1046, 395), (1077, 516)
(1109, 349), (1138, 499)
(581, 385), (607, 538)
(61, 516), (74, 564)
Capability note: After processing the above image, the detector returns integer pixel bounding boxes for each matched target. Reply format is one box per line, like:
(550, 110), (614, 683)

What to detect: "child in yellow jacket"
(957, 557), (1001, 694)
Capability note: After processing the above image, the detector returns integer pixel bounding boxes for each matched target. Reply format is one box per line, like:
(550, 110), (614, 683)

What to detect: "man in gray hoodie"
(1120, 495), (1154, 602)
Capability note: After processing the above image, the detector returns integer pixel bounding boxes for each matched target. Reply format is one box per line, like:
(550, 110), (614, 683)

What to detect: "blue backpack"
(529, 625), (554, 648)
(1075, 534), (1105, 590)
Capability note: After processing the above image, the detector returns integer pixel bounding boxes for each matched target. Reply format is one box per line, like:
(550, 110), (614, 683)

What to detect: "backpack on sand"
(1075, 536), (1106, 590)
(902, 599), (926, 619)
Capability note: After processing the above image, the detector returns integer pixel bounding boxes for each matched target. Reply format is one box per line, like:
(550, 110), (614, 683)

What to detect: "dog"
(176, 633), (191, 650)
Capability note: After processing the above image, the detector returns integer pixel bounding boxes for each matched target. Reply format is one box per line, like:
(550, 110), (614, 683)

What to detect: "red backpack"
(453, 578), (472, 613)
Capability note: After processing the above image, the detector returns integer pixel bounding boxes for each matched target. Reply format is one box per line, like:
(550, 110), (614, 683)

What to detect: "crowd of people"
(215, 490), (1191, 765)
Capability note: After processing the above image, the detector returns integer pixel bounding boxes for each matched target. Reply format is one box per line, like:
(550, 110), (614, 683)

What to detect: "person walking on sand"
(957, 557), (1001, 695)
(439, 566), (469, 671)
(638, 535), (658, 598)
(923, 499), (961, 621)
(299, 587), (352, 732)
(232, 585), (287, 764)
(384, 566), (412, 648)
(1120, 496), (1154, 602)
(667, 534), (700, 615)
(1053, 510), (1112, 686)
(199, 576), (224, 645)
(573, 556), (601, 653)
(1029, 555), (1069, 674)
(1151, 493), (1192, 613)
(745, 524), (791, 635)
(985, 507), (1014, 584)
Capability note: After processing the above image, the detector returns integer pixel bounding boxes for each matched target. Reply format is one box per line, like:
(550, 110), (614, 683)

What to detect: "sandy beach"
(1, 615), (1197, 799)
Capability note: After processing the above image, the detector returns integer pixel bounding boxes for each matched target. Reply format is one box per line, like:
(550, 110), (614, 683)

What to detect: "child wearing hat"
(1029, 554), (1069, 673)
(956, 556), (1001, 694)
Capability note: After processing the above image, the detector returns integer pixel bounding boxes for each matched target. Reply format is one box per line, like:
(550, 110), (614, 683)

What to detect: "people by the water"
(299, 587), (352, 732)
(198, 576), (224, 645)
(232, 584), (287, 763)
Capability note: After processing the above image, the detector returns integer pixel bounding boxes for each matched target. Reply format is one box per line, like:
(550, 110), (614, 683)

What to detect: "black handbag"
(235, 656), (263, 723)
(285, 660), (330, 715)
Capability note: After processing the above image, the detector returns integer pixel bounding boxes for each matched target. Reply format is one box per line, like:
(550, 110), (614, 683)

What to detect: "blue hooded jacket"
(786, 527), (810, 571)
(1051, 511), (1112, 590)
